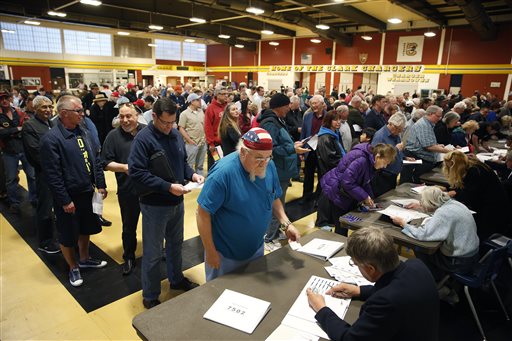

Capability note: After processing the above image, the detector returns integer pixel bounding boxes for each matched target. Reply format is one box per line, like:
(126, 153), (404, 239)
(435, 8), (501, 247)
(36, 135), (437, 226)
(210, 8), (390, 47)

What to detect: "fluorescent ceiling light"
(269, 41), (279, 46)
(80, 0), (102, 6)
(24, 20), (41, 25)
(117, 31), (130, 36)
(424, 31), (436, 37)
(310, 38), (321, 43)
(334, 0), (345, 3)
(184, 38), (196, 42)
(361, 35), (372, 41)
(234, 44), (244, 48)
(1, 29), (15, 33)
(261, 29), (274, 35)
(148, 25), (163, 30)
(246, 7), (264, 15)
(316, 24), (330, 30)
(197, 48), (206, 51)
(148, 43), (157, 47)
(387, 18), (402, 24)
(48, 11), (67, 17)
(218, 34), (230, 39)
(190, 17), (206, 24)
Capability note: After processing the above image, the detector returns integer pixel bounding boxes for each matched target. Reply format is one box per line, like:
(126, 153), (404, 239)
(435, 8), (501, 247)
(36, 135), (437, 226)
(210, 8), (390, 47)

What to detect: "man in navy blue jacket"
(307, 227), (439, 341)
(40, 95), (108, 287)
(128, 97), (204, 309)
(364, 95), (387, 131)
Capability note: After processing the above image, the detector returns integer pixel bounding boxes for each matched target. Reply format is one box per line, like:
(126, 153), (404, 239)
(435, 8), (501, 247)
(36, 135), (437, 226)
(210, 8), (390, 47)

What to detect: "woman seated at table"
(451, 120), (478, 152)
(443, 150), (511, 240)
(318, 143), (396, 235)
(218, 103), (241, 156)
(391, 186), (479, 282)
(434, 111), (460, 146)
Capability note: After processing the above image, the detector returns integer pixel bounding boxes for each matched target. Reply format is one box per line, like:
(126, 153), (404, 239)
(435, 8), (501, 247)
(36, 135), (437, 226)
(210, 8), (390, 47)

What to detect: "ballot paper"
(306, 135), (319, 151)
(403, 159), (423, 165)
(459, 146), (470, 153)
(476, 153), (497, 162)
(266, 324), (319, 341)
(352, 124), (362, 132)
(184, 182), (204, 191)
(390, 198), (420, 208)
(297, 239), (344, 260)
(325, 256), (374, 287)
(410, 185), (428, 194)
(92, 192), (103, 215)
(282, 276), (351, 339)
(377, 205), (429, 223)
(203, 289), (271, 334)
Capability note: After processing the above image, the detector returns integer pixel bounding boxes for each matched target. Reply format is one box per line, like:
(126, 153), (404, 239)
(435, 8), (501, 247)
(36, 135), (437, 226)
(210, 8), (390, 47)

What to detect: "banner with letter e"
(397, 35), (424, 62)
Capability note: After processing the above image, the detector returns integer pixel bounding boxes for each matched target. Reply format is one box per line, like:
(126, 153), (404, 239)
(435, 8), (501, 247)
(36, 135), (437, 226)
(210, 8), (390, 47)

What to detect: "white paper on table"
(476, 153), (495, 162)
(266, 324), (319, 341)
(493, 149), (507, 156)
(92, 192), (103, 215)
(297, 239), (344, 260)
(391, 198), (420, 208)
(353, 124), (362, 132)
(281, 315), (328, 340)
(203, 289), (271, 334)
(324, 266), (374, 287)
(306, 135), (319, 151)
(377, 205), (429, 223)
(410, 185), (427, 194)
(459, 146), (470, 153)
(289, 241), (302, 251)
(184, 182), (204, 191)
(403, 159), (422, 165)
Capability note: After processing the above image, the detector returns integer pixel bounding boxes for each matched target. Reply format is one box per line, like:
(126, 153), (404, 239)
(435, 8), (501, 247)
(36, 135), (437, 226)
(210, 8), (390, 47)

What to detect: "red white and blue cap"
(242, 127), (273, 151)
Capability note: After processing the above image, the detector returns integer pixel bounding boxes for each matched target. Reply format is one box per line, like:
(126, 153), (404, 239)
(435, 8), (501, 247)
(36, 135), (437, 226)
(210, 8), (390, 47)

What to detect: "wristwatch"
(279, 220), (292, 232)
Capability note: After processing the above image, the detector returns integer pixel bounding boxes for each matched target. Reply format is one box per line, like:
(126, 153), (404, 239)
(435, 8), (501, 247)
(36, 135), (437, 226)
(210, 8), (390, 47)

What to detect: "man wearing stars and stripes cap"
(197, 127), (301, 281)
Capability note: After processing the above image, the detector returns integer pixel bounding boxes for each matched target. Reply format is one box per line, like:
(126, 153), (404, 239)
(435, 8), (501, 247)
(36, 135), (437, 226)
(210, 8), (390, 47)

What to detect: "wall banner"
(268, 65), (424, 73)
(397, 35), (424, 62)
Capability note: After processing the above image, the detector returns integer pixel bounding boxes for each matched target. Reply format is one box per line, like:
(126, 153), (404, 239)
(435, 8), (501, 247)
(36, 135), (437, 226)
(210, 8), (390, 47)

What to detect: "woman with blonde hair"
(451, 120), (478, 152)
(218, 103), (241, 156)
(443, 150), (511, 240)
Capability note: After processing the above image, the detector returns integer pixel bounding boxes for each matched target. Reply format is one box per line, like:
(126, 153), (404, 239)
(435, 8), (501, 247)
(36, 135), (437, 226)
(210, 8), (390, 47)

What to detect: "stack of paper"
(279, 276), (350, 340)
(325, 256), (374, 287)
(390, 198), (420, 208)
(297, 239), (344, 260)
(203, 289), (271, 334)
(377, 205), (429, 223)
(184, 182), (204, 191)
(306, 135), (319, 151)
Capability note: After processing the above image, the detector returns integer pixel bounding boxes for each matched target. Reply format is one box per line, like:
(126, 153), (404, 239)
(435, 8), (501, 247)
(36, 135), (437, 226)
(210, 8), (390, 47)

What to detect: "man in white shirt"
(337, 104), (352, 152)
(252, 86), (265, 112)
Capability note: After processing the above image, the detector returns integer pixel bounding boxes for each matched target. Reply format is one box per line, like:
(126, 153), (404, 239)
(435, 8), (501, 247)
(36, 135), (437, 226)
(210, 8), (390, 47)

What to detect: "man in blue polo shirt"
(197, 128), (301, 281)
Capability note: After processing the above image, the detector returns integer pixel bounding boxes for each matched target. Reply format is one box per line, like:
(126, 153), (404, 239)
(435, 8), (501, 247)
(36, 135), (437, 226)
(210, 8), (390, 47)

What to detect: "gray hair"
(453, 101), (467, 110)
(214, 85), (227, 97)
(289, 95), (300, 104)
(311, 94), (324, 103)
(56, 95), (80, 113)
(336, 104), (349, 114)
(420, 186), (450, 211)
(443, 111), (460, 125)
(346, 227), (400, 273)
(349, 96), (362, 106)
(388, 112), (407, 128)
(426, 105), (442, 116)
(412, 109), (426, 121)
(32, 95), (52, 110)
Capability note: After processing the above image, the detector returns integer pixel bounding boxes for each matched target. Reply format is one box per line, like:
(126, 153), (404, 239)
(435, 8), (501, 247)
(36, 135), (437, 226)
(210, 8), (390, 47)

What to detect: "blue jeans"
(205, 243), (264, 281)
(140, 202), (185, 300)
(2, 152), (36, 205)
(264, 180), (289, 243)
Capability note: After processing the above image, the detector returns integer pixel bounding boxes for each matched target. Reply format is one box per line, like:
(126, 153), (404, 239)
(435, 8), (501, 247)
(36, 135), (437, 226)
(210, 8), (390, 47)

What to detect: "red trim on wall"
(155, 59), (181, 65)
(325, 72), (332, 94)
(309, 73), (316, 92)
(353, 73), (363, 89)
(10, 66), (51, 90)
(207, 44), (230, 66)
(335, 34), (382, 65)
(184, 61), (206, 66)
(294, 38), (334, 65)
(261, 39), (293, 66)
(383, 30), (440, 65)
(460, 74), (507, 99)
(232, 48), (258, 66)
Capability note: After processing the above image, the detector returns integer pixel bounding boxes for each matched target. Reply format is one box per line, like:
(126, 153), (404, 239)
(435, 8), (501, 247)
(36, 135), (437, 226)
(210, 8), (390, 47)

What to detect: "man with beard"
(101, 104), (145, 275)
(197, 128), (301, 281)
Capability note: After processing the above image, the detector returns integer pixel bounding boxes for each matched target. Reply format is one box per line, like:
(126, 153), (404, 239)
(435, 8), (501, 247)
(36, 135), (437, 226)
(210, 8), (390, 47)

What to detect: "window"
(183, 42), (206, 62)
(63, 29), (111, 56)
(155, 39), (181, 61)
(1, 22), (62, 53)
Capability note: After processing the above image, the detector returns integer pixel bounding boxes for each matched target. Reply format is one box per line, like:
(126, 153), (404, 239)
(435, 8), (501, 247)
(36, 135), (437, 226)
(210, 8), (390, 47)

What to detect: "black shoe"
(172, 277), (199, 291)
(142, 299), (161, 309)
(38, 241), (61, 254)
(98, 216), (112, 227)
(122, 259), (135, 276)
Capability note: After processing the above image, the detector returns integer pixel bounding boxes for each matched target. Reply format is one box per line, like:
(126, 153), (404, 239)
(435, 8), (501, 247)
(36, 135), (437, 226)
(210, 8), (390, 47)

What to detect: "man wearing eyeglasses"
(0, 89), (37, 214)
(204, 85), (227, 170)
(40, 95), (108, 287)
(22, 95), (60, 254)
(128, 97), (204, 309)
(197, 127), (301, 281)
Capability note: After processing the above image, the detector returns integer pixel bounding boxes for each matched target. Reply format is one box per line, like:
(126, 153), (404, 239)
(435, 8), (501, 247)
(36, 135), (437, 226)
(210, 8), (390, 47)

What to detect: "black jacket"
(285, 108), (303, 141)
(40, 121), (106, 206)
(22, 116), (55, 171)
(0, 107), (26, 154)
(434, 121), (452, 145)
(315, 259), (439, 341)
(364, 109), (386, 131)
(317, 132), (343, 178)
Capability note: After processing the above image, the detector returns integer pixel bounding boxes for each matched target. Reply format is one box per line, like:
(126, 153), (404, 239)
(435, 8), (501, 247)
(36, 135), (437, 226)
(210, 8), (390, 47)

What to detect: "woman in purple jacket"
(317, 143), (396, 235)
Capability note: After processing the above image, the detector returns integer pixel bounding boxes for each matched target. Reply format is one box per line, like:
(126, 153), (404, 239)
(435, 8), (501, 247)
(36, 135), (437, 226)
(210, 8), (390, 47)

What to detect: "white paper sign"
(397, 36), (424, 62)
(92, 192), (103, 215)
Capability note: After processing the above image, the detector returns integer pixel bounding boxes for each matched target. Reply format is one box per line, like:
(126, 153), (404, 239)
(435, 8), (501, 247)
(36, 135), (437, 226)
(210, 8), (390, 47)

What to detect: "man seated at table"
(197, 128), (301, 281)
(307, 227), (439, 341)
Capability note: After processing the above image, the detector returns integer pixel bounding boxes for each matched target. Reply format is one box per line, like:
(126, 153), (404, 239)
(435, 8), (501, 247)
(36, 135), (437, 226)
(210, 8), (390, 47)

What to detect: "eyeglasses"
(156, 116), (176, 126)
(63, 108), (84, 114)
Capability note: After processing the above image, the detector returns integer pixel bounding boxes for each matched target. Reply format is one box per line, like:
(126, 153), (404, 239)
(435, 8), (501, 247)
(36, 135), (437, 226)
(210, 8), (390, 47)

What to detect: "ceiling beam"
(285, 0), (387, 30)
(391, 0), (447, 27)
(218, 18), (296, 37)
(453, 0), (497, 40)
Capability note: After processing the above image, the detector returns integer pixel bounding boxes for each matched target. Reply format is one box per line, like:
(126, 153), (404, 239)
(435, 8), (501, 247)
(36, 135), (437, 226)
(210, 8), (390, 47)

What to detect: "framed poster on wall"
(397, 36), (424, 62)
(21, 77), (41, 87)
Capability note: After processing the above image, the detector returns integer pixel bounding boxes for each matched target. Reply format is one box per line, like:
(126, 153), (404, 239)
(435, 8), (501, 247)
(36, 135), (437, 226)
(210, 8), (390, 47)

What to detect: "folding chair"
(484, 233), (512, 272)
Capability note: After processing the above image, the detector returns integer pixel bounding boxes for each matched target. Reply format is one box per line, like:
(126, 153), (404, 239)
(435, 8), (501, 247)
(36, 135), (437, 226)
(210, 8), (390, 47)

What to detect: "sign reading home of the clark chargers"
(397, 35), (424, 63)
(269, 65), (424, 73)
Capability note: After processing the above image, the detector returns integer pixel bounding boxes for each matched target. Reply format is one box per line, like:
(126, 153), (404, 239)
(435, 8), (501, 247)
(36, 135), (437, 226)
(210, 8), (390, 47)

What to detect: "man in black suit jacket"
(363, 95), (387, 130)
(307, 227), (439, 341)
